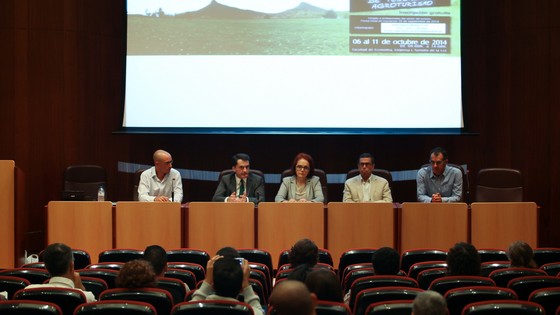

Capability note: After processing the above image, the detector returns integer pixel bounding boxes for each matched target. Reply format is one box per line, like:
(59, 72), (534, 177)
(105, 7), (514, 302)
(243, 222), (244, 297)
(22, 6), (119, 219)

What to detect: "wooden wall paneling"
(0, 161), (15, 268)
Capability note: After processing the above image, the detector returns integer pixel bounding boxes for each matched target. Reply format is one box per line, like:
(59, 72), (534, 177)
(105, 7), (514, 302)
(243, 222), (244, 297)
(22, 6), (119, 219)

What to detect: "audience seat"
(74, 300), (157, 315)
(480, 261), (510, 277)
(13, 287), (87, 315)
(277, 248), (334, 269)
(364, 300), (413, 315)
(540, 262), (560, 276)
(157, 277), (188, 305)
(462, 300), (545, 315)
(342, 268), (375, 294)
(348, 276), (418, 311)
(166, 263), (205, 284)
(407, 261), (447, 280)
(100, 288), (173, 315)
(248, 262), (272, 295)
(533, 248), (560, 267)
(164, 269), (197, 292)
(0, 268), (51, 284)
(316, 300), (353, 315)
(353, 286), (422, 315)
(0, 275), (30, 299)
(78, 269), (118, 289)
(86, 262), (124, 271)
(337, 248), (377, 281)
(428, 276), (496, 296)
(80, 276), (108, 300)
(507, 275), (560, 300)
(39, 249), (91, 270)
(529, 287), (560, 315)
(444, 286), (518, 315)
(238, 248), (274, 278)
(475, 168), (523, 202)
(489, 268), (547, 288)
(98, 249), (143, 263)
(477, 249), (509, 263)
(340, 263), (373, 286)
(417, 267), (447, 290)
(171, 300), (254, 315)
(400, 249), (447, 274)
(0, 300), (63, 315)
(166, 249), (210, 269)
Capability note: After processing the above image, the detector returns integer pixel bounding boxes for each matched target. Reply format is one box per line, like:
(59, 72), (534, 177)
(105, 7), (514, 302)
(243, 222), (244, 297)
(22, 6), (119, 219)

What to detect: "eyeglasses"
(429, 160), (444, 166)
(296, 165), (310, 171)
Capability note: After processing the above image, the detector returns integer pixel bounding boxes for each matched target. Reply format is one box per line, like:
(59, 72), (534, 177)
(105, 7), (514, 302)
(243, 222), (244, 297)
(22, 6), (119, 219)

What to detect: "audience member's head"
(289, 238), (319, 267)
(43, 243), (74, 277)
(304, 269), (343, 302)
(212, 257), (243, 298)
(446, 242), (481, 276)
(269, 280), (317, 315)
(216, 246), (241, 259)
(508, 240), (537, 268)
(143, 245), (167, 276)
(412, 290), (447, 315)
(372, 247), (401, 275)
(116, 259), (157, 289)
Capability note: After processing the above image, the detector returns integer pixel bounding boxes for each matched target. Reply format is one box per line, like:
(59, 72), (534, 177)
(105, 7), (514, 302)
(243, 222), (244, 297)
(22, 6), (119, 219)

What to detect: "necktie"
(239, 179), (245, 196)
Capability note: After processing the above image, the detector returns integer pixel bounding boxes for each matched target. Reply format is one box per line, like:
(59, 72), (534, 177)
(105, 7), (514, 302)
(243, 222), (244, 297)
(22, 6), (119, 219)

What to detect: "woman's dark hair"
(288, 238), (319, 267)
(116, 259), (157, 289)
(291, 153), (315, 179)
(305, 269), (343, 302)
(446, 242), (481, 276)
(508, 241), (537, 268)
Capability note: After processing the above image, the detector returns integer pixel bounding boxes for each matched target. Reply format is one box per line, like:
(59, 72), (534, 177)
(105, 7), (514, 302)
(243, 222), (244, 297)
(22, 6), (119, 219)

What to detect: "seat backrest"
(476, 168), (523, 202)
(164, 269), (197, 292)
(429, 276), (496, 296)
(480, 261), (510, 277)
(342, 268), (375, 294)
(349, 276), (418, 310)
(507, 275), (560, 300)
(533, 248), (560, 267)
(171, 300), (254, 315)
(63, 165), (107, 201)
(417, 267), (448, 290)
(80, 276), (108, 300)
(478, 249), (509, 263)
(281, 168), (328, 203)
(157, 277), (188, 305)
(340, 263), (373, 286)
(444, 286), (518, 315)
(14, 287), (87, 315)
(462, 300), (545, 315)
(238, 249), (273, 279)
(364, 300), (413, 315)
(540, 262), (560, 276)
(316, 300), (352, 315)
(0, 276), (31, 299)
(166, 263), (205, 284)
(529, 287), (560, 315)
(400, 249), (448, 274)
(248, 262), (272, 295)
(100, 288), (173, 315)
(0, 300), (63, 315)
(346, 169), (393, 189)
(353, 287), (422, 315)
(74, 300), (157, 315)
(98, 249), (144, 263)
(338, 249), (377, 281)
(39, 249), (91, 270)
(407, 261), (448, 281)
(86, 262), (124, 271)
(277, 248), (332, 271)
(78, 269), (119, 289)
(421, 163), (469, 202)
(166, 249), (210, 268)
(0, 268), (51, 284)
(248, 278), (267, 305)
(489, 268), (547, 288)
(133, 168), (149, 201)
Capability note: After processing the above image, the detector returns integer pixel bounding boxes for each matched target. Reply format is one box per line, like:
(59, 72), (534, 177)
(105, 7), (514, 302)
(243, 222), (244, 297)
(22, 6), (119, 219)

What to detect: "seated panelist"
(275, 153), (324, 203)
(343, 153), (392, 202)
(138, 149), (183, 202)
(212, 153), (265, 204)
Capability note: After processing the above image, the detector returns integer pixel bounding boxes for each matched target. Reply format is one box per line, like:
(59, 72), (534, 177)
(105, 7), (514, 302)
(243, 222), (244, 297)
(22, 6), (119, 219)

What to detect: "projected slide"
(124, 0), (462, 132)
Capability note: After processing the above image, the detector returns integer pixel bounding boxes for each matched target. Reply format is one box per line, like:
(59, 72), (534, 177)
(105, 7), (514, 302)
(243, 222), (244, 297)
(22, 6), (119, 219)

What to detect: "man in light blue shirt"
(417, 147), (462, 203)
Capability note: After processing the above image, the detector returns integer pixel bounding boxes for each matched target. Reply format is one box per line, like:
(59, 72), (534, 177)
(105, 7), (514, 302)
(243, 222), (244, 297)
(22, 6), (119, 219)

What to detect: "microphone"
(172, 178), (175, 202)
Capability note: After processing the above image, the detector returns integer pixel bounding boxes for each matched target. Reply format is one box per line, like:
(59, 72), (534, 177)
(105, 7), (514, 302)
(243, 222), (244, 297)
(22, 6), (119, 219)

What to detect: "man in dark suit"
(212, 153), (265, 204)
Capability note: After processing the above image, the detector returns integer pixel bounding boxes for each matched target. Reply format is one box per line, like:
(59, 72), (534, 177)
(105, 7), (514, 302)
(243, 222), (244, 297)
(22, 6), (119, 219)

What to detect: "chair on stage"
(98, 249), (144, 263)
(529, 287), (560, 315)
(488, 267), (547, 288)
(100, 288), (173, 315)
(167, 249), (210, 269)
(13, 287), (87, 315)
(0, 275), (30, 299)
(133, 168), (149, 201)
(353, 287), (423, 315)
(462, 300), (545, 315)
(364, 300), (413, 315)
(63, 164), (107, 201)
(316, 300), (353, 315)
(507, 275), (560, 300)
(337, 248), (377, 281)
(0, 268), (50, 284)
(171, 300), (254, 315)
(400, 249), (447, 275)
(74, 300), (157, 315)
(0, 300), (62, 315)
(475, 168), (523, 202)
(428, 276), (496, 296)
(281, 168), (328, 202)
(444, 286), (518, 315)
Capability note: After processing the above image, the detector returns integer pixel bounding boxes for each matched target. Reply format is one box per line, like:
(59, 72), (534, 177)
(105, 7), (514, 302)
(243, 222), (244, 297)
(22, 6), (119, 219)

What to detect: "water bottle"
(97, 186), (105, 202)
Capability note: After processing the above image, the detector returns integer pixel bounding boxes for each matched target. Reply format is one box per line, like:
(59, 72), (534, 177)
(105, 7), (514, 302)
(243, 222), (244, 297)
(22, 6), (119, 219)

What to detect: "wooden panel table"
(47, 201), (113, 263)
(258, 202), (324, 269)
(115, 202), (181, 250)
(400, 202), (469, 252)
(471, 202), (538, 249)
(327, 202), (396, 268)
(0, 160), (15, 268)
(187, 202), (255, 256)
